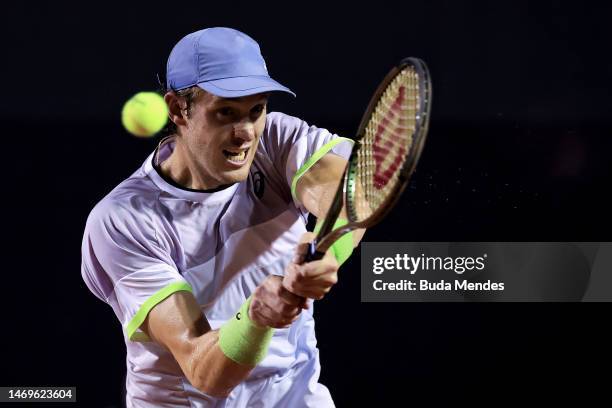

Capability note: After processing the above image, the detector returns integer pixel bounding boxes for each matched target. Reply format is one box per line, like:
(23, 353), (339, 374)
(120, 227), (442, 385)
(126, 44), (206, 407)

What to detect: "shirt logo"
(252, 170), (265, 199)
(236, 312), (241, 320)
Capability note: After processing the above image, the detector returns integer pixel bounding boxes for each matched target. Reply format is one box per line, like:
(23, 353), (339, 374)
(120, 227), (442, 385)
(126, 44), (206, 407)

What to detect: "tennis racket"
(305, 57), (432, 262)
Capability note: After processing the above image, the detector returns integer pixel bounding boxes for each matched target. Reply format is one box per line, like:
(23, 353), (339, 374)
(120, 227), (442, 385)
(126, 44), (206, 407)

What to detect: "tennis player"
(81, 27), (362, 407)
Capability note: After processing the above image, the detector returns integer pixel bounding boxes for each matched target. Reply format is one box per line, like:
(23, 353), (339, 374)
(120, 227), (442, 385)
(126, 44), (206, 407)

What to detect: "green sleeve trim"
(290, 137), (353, 203)
(126, 281), (193, 342)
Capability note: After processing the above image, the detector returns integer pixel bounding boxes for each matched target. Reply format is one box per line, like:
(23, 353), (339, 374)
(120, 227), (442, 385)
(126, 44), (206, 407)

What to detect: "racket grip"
(304, 241), (326, 263)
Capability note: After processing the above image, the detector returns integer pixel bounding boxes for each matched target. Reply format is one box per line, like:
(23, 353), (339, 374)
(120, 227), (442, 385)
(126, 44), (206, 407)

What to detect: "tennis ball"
(121, 92), (169, 137)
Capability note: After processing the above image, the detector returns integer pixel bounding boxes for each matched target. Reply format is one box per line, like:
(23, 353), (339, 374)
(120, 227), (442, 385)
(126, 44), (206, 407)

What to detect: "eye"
(251, 104), (266, 116)
(218, 107), (235, 117)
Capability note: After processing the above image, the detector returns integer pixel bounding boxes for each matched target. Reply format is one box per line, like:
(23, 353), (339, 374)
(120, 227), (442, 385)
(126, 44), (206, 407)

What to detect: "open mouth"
(223, 148), (249, 163)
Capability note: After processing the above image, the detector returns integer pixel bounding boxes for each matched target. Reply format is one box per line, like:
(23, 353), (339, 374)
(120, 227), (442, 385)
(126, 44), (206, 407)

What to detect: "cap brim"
(198, 76), (296, 98)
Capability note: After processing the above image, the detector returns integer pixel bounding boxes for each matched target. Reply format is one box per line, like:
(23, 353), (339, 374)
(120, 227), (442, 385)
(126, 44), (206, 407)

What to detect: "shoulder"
(265, 111), (305, 126)
(264, 111), (311, 137)
(85, 174), (161, 238)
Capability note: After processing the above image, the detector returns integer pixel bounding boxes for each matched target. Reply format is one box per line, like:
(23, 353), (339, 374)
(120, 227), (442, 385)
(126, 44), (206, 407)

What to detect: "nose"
(233, 122), (256, 143)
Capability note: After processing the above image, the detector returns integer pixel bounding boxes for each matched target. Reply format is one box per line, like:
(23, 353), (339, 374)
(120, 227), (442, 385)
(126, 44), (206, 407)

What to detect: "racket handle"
(304, 241), (326, 263)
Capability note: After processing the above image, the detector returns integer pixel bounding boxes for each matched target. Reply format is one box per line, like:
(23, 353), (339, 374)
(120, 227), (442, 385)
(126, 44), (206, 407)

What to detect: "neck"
(160, 137), (215, 190)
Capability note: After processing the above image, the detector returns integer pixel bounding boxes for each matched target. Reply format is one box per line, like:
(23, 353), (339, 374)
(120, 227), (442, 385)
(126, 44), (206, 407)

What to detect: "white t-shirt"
(81, 112), (352, 407)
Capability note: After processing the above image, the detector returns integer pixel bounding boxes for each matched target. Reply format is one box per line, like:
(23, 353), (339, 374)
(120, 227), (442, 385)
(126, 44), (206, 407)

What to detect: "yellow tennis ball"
(121, 92), (169, 137)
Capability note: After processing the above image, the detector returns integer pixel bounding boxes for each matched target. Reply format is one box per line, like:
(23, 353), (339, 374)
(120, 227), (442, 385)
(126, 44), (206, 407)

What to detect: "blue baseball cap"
(166, 27), (295, 98)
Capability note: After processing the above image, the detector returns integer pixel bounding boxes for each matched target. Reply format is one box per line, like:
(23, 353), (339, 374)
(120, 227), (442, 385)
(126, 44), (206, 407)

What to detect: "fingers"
(248, 236), (342, 330)
(322, 246), (338, 266)
(249, 276), (303, 328)
(283, 261), (338, 300)
(299, 232), (316, 245)
(250, 298), (300, 328)
(293, 242), (310, 264)
(278, 283), (309, 310)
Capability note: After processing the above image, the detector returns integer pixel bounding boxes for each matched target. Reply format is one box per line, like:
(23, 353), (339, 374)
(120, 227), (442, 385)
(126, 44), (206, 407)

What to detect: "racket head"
(344, 57), (432, 228)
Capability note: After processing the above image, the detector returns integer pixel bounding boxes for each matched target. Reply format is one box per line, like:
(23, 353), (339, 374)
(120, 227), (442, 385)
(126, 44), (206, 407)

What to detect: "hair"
(159, 84), (204, 136)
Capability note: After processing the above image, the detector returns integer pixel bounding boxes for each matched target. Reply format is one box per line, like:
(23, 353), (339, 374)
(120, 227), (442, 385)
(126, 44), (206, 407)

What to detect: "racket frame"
(309, 57), (432, 259)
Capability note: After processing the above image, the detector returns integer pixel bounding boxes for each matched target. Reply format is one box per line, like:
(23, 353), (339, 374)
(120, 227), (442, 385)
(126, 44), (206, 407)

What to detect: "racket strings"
(354, 67), (419, 221)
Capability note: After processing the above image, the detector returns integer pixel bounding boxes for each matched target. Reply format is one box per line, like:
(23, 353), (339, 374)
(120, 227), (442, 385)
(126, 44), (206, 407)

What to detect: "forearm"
(314, 216), (365, 248)
(185, 288), (299, 395)
(183, 331), (255, 398)
(148, 322), (255, 397)
(296, 153), (366, 248)
(145, 292), (274, 398)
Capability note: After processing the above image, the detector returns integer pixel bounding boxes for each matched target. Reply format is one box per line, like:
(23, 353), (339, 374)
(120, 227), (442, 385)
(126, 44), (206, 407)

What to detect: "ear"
(164, 91), (188, 128)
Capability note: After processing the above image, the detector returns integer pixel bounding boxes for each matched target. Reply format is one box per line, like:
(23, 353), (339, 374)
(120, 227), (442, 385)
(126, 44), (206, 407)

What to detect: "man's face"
(179, 91), (269, 189)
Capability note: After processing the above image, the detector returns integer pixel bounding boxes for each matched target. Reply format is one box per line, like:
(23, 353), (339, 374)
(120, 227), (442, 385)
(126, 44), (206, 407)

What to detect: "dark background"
(2, 0), (611, 406)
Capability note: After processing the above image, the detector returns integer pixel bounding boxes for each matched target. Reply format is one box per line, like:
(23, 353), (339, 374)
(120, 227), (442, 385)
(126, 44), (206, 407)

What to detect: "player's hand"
(249, 275), (306, 329)
(282, 232), (339, 300)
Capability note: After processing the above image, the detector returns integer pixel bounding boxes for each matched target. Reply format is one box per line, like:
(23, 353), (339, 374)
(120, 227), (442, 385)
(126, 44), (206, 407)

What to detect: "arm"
(294, 152), (366, 247)
(280, 152), (366, 300)
(144, 291), (237, 397)
(143, 275), (304, 397)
